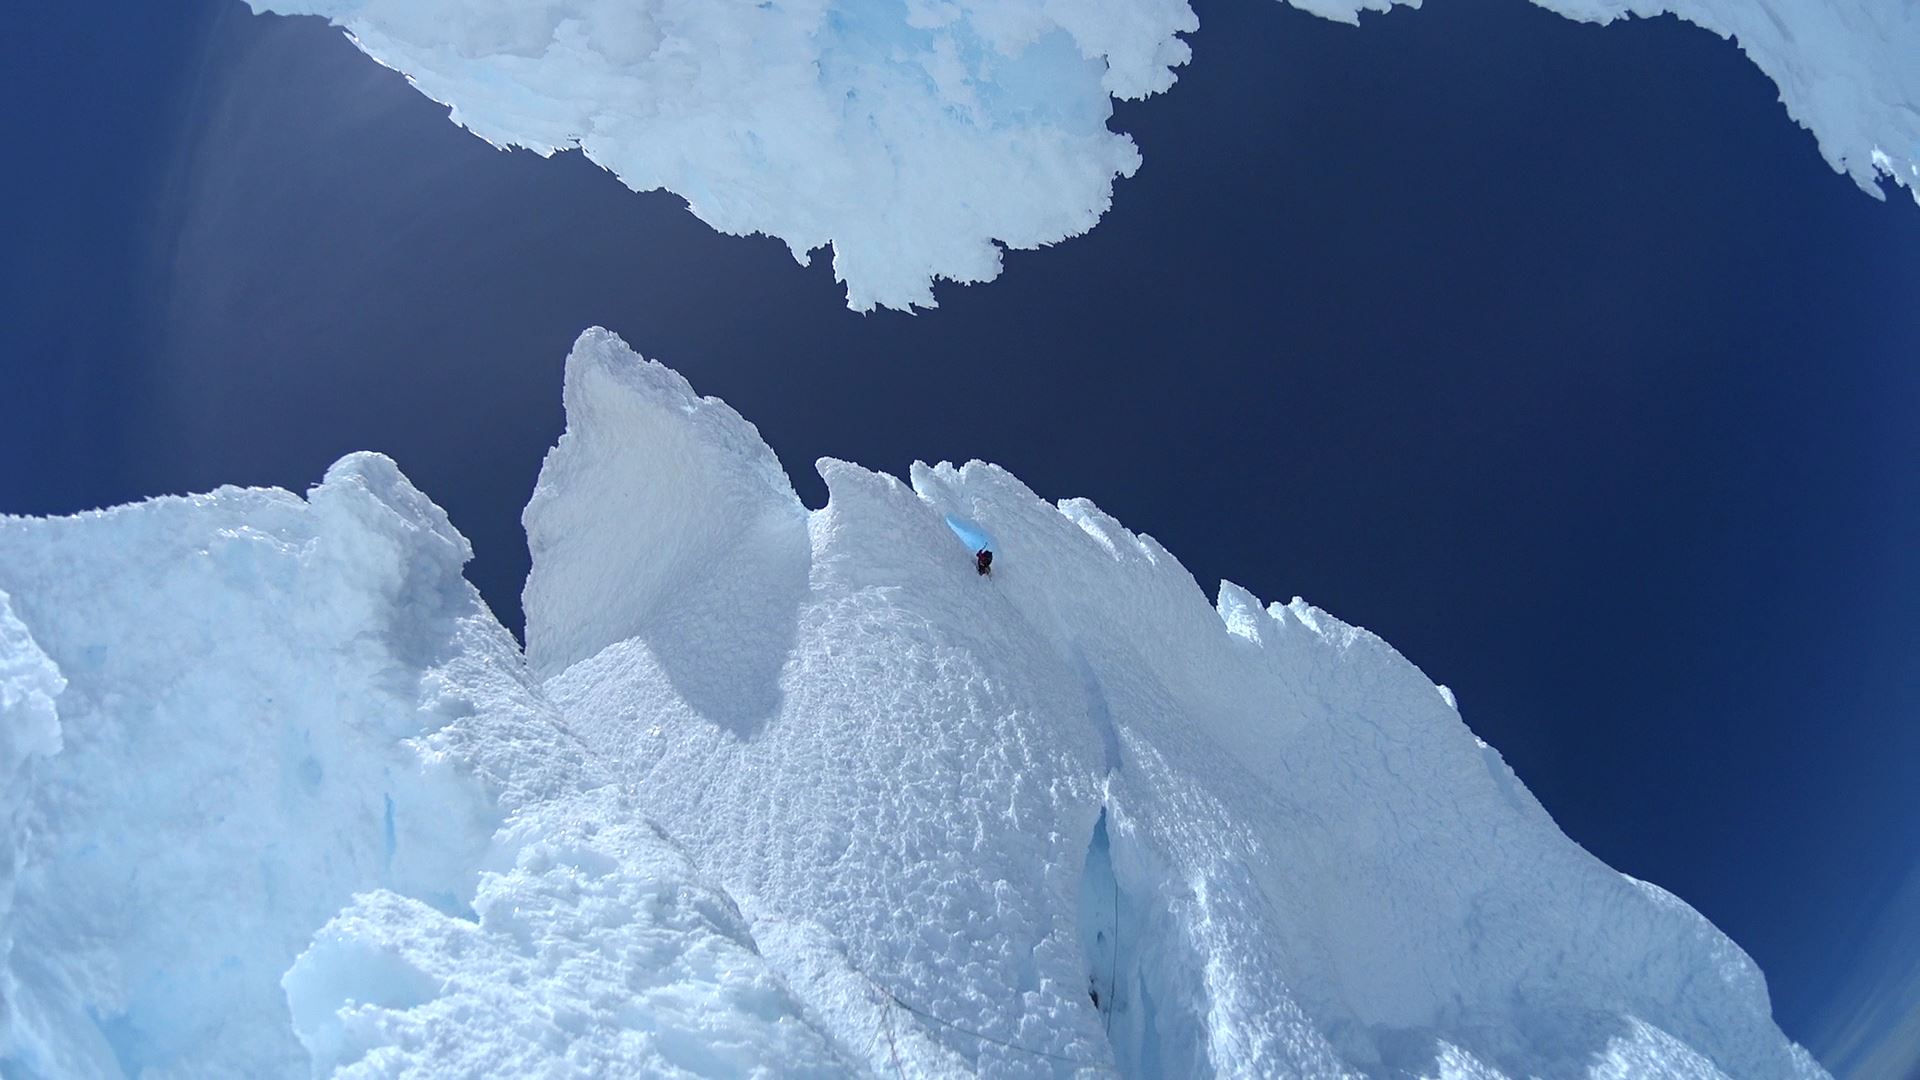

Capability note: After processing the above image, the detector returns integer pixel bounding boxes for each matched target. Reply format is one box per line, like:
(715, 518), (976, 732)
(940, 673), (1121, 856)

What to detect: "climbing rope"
(858, 999), (887, 1064)
(754, 911), (1123, 1073)
(882, 994), (906, 1080)
(1105, 871), (1120, 1037)
(856, 967), (1120, 1074)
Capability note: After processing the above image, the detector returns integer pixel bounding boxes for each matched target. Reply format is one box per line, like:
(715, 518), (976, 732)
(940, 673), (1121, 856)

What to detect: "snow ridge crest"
(0, 329), (1830, 1078)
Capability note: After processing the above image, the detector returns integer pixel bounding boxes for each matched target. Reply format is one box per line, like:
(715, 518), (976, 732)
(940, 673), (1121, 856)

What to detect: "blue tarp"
(943, 513), (994, 553)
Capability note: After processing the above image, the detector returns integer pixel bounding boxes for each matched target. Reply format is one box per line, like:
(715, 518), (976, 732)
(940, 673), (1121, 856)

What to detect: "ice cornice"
(248, 0), (1917, 312)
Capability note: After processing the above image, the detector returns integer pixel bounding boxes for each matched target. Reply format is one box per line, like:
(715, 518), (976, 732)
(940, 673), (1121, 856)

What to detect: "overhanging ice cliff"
(245, 0), (1920, 311)
(0, 330), (1826, 1077)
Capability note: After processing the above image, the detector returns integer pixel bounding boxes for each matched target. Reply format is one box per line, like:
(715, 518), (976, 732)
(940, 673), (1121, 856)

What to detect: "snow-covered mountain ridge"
(0, 329), (1826, 1078)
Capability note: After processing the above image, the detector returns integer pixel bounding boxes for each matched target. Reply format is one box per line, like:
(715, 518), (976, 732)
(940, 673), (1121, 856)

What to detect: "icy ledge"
(0, 329), (1826, 1077)
(244, 0), (1918, 311)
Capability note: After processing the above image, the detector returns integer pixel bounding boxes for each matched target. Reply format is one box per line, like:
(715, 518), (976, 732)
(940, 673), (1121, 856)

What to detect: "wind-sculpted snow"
(0, 328), (1828, 1076)
(0, 591), (64, 1062)
(0, 458), (501, 1077)
(0, 452), (829, 1078)
(245, 0), (1914, 312)
(244, 0), (1187, 312)
(522, 329), (811, 703)
(283, 795), (848, 1077)
(527, 328), (1823, 1078)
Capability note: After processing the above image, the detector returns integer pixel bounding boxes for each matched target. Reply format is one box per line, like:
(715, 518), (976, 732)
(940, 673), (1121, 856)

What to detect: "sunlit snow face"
(0, 328), (1842, 1078)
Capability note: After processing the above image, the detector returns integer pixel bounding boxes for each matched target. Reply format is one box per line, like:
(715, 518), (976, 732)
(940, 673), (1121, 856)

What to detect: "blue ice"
(944, 513), (994, 553)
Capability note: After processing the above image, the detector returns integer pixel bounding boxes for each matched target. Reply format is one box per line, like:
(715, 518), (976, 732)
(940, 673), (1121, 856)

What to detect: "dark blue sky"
(3, 1), (1916, 1073)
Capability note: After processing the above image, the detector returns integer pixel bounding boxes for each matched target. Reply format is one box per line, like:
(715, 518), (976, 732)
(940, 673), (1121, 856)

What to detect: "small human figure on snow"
(975, 548), (993, 576)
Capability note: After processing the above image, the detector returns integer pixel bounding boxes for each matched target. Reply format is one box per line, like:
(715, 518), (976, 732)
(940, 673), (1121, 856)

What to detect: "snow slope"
(0, 329), (1827, 1077)
(0, 453), (840, 1078)
(243, 0), (1918, 310)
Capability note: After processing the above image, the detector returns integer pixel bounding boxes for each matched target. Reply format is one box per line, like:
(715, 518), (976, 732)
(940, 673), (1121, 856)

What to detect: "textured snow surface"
(244, 0), (1181, 312)
(244, 0), (1916, 311)
(283, 796), (847, 1078)
(0, 451), (825, 1078)
(0, 329), (1828, 1077)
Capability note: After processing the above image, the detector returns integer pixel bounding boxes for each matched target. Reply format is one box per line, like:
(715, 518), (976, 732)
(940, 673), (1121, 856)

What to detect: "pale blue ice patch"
(944, 513), (994, 553)
(383, 793), (398, 870)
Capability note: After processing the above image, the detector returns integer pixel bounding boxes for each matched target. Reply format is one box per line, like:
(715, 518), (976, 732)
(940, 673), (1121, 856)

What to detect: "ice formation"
(0, 329), (1829, 1077)
(244, 0), (1918, 311)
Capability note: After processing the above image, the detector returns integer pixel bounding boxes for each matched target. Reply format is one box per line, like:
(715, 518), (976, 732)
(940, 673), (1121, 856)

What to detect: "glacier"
(242, 0), (1920, 311)
(0, 328), (1829, 1077)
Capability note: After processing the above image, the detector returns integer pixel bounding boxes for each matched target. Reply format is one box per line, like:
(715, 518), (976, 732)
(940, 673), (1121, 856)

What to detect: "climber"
(975, 548), (993, 576)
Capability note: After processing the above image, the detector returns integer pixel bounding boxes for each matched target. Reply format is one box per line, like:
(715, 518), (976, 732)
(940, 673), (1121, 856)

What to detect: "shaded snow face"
(242, 0), (1918, 311)
(0, 452), (838, 1078)
(0, 329), (1830, 1077)
(244, 0), (1187, 312)
(0, 457), (509, 1077)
